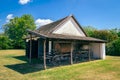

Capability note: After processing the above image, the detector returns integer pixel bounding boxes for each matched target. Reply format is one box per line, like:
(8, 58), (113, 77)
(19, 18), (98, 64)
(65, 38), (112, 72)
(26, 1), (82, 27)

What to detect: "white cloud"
(6, 14), (14, 22)
(19, 0), (31, 5)
(35, 18), (53, 28)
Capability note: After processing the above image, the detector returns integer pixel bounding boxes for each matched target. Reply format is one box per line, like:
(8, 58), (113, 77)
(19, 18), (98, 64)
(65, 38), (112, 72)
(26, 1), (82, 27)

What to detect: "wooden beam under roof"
(43, 39), (47, 69)
(27, 29), (46, 39)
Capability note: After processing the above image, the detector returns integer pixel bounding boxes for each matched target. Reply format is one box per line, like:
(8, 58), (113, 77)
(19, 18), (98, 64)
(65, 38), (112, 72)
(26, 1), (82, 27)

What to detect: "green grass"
(0, 50), (120, 80)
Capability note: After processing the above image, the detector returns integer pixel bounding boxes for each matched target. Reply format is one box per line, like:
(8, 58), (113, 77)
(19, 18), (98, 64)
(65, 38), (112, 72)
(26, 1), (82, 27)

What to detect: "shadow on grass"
(13, 56), (28, 62)
(5, 55), (96, 74)
(4, 55), (44, 74)
(5, 63), (44, 74)
(13, 56), (43, 64)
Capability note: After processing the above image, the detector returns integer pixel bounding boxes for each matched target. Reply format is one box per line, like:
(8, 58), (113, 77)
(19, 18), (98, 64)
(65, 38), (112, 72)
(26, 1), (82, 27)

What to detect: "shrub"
(0, 35), (11, 49)
(107, 38), (120, 56)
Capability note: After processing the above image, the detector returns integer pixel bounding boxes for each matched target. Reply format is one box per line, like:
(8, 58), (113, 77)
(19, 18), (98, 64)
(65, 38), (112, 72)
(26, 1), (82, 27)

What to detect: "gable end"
(52, 16), (87, 37)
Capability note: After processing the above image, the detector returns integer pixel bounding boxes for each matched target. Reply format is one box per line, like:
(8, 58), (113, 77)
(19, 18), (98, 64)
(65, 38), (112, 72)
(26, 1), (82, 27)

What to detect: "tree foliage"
(83, 26), (118, 42)
(107, 38), (120, 56)
(83, 26), (97, 36)
(0, 34), (11, 49)
(109, 28), (120, 37)
(91, 30), (118, 42)
(3, 14), (36, 49)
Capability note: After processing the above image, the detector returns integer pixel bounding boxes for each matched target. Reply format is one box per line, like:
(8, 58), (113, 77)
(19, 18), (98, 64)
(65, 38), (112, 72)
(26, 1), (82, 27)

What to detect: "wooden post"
(43, 39), (46, 69)
(88, 44), (91, 61)
(29, 34), (32, 63)
(38, 39), (39, 58)
(70, 42), (73, 64)
(49, 41), (52, 54)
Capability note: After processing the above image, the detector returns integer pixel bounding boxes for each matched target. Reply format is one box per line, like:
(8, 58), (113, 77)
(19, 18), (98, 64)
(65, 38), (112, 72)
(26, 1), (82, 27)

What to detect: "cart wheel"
(52, 55), (61, 66)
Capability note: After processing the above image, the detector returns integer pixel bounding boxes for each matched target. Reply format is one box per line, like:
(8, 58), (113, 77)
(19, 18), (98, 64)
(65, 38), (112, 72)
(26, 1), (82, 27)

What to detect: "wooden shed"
(25, 15), (106, 69)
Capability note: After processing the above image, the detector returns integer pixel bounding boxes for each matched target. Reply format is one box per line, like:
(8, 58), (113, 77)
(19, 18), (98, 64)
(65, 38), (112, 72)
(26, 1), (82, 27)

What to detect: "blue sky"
(0, 0), (120, 32)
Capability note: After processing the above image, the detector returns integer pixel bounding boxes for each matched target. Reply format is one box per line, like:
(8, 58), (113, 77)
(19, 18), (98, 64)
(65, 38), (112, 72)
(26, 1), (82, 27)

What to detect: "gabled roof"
(35, 15), (87, 36)
(27, 15), (106, 43)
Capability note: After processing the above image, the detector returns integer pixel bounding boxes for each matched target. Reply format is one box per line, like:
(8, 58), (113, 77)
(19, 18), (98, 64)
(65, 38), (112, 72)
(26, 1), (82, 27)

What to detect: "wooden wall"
(54, 43), (71, 53)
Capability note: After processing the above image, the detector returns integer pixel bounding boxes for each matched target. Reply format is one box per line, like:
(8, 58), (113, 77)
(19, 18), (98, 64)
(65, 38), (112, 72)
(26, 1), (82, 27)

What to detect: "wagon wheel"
(73, 53), (82, 62)
(52, 55), (61, 66)
(72, 54), (77, 62)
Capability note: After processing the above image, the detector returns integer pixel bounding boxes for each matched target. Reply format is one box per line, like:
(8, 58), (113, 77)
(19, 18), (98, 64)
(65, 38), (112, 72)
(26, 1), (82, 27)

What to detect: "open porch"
(26, 35), (105, 69)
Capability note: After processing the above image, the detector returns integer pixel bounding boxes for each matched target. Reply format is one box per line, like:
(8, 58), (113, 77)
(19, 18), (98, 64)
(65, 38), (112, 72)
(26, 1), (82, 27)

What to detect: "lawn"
(0, 50), (120, 80)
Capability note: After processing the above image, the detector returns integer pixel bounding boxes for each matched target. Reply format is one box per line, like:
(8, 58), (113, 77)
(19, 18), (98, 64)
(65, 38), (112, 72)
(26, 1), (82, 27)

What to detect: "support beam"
(29, 34), (32, 63)
(38, 39), (39, 58)
(88, 44), (91, 61)
(43, 39), (46, 69)
(70, 42), (73, 64)
(49, 41), (52, 54)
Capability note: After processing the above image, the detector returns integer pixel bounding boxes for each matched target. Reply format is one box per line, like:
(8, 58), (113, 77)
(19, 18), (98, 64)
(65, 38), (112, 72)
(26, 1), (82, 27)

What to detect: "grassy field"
(0, 50), (120, 80)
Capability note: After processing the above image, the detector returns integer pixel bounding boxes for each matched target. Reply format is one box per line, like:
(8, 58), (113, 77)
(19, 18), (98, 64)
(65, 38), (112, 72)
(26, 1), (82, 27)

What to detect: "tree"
(107, 38), (120, 56)
(83, 26), (97, 36)
(109, 28), (120, 37)
(3, 14), (36, 49)
(0, 34), (11, 49)
(91, 30), (118, 42)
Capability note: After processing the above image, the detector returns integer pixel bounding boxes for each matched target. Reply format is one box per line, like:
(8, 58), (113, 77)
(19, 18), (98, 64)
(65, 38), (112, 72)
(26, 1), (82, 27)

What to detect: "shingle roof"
(35, 16), (67, 34)
(27, 15), (106, 43)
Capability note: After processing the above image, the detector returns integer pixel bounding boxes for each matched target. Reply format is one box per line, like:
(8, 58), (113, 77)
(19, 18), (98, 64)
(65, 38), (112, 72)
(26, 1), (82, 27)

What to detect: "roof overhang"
(26, 30), (106, 43)
(26, 29), (47, 39)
